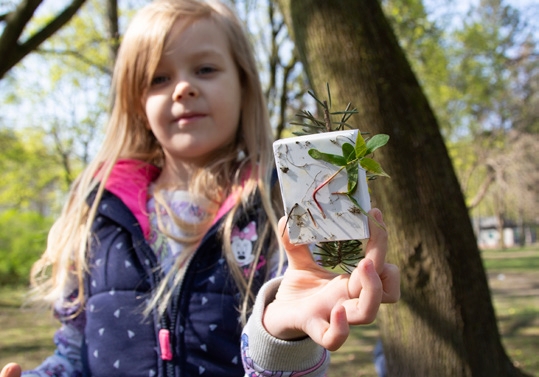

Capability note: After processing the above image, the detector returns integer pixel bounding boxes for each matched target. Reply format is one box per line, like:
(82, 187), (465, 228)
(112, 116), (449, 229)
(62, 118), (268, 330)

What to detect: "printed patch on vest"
(231, 221), (266, 277)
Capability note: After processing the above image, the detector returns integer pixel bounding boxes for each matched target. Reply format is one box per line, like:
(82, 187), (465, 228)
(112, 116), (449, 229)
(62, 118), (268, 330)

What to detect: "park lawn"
(0, 287), (58, 370)
(482, 248), (539, 376)
(1, 247), (538, 376)
(329, 247), (539, 376)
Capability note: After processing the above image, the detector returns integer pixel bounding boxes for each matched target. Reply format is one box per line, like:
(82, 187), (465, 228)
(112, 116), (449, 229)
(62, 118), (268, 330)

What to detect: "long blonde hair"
(31, 0), (283, 323)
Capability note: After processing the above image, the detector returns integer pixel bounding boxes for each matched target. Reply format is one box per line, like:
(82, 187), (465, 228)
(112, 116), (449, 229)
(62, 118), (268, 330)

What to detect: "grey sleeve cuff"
(242, 277), (329, 375)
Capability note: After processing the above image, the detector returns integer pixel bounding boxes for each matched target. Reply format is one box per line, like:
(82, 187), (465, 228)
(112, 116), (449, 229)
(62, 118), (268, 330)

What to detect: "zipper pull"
(159, 328), (173, 361)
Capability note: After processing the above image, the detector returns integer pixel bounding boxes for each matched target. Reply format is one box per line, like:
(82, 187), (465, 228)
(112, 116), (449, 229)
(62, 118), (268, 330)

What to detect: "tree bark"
(105, 0), (119, 70)
(276, 0), (532, 376)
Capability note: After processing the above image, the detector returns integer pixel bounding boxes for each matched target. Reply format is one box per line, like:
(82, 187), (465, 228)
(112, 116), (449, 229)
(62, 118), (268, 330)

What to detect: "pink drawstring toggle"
(159, 329), (173, 361)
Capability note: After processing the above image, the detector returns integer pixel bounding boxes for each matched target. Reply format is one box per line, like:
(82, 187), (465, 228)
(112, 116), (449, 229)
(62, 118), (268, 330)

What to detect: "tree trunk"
(275, 0), (532, 376)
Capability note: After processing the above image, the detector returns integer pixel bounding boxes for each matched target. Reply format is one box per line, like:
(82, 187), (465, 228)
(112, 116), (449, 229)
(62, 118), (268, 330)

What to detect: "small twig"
(323, 100), (332, 132)
(306, 208), (317, 228)
(282, 203), (299, 237)
(312, 167), (345, 218)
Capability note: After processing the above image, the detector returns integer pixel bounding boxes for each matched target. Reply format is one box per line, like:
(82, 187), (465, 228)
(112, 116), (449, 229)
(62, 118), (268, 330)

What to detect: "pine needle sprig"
(314, 239), (365, 273)
(292, 86), (360, 136)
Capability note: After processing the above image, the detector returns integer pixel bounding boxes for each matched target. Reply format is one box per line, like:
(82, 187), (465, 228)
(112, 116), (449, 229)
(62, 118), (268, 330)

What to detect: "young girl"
(1, 0), (400, 376)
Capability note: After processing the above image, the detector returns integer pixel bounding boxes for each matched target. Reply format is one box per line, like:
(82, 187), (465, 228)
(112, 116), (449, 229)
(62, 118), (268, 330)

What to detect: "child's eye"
(150, 75), (169, 86)
(197, 66), (217, 75)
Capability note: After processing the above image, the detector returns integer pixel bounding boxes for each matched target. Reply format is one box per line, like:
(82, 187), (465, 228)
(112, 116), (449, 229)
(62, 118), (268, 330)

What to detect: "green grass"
(0, 286), (57, 370)
(328, 323), (380, 376)
(328, 246), (539, 376)
(482, 249), (539, 271)
(482, 247), (539, 375)
(1, 246), (538, 375)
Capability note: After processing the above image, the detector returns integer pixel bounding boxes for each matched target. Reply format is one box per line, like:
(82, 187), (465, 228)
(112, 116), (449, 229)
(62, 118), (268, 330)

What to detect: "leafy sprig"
(291, 84), (390, 272)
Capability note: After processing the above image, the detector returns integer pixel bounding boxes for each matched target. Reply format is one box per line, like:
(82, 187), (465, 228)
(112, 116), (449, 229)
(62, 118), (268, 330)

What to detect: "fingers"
(364, 208), (388, 274)
(364, 208), (400, 303)
(308, 304), (350, 352)
(347, 207), (390, 299)
(277, 216), (320, 271)
(0, 364), (22, 377)
(343, 258), (383, 324)
(311, 258), (387, 350)
(380, 263), (401, 303)
(308, 259), (399, 350)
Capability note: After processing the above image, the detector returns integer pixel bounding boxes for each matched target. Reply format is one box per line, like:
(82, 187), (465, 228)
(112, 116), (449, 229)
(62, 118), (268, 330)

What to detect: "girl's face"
(144, 17), (242, 172)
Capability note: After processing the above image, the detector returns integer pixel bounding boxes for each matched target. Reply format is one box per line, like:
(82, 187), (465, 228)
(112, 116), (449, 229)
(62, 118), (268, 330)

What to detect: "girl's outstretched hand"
(0, 364), (21, 377)
(263, 208), (400, 351)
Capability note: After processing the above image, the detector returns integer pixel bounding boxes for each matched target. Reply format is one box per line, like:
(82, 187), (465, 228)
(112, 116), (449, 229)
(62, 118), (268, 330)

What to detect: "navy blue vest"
(83, 189), (268, 376)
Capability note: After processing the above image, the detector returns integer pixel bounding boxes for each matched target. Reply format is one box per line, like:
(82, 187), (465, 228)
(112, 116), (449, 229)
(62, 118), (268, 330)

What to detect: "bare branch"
(467, 165), (495, 210)
(0, 0), (88, 79)
(275, 53), (298, 139)
(0, 0), (42, 61)
(37, 47), (113, 75)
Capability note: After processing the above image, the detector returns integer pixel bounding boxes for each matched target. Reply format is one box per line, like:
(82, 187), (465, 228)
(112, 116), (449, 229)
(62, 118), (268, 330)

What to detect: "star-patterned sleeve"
(22, 293), (85, 377)
(241, 277), (330, 377)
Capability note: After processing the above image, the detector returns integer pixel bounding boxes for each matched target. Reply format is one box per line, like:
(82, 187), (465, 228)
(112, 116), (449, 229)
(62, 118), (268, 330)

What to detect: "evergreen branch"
(290, 83), (390, 272)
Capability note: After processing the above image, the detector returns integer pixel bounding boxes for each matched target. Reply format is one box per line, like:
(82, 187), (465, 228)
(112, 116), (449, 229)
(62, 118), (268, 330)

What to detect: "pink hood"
(104, 159), (245, 239)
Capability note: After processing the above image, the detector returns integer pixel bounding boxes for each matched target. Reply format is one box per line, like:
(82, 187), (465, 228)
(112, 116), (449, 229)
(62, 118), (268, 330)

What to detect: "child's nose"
(172, 80), (198, 101)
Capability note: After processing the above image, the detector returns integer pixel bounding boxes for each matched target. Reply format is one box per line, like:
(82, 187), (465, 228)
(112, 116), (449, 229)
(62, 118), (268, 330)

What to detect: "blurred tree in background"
(0, 0), (537, 272)
(0, 0), (537, 374)
(276, 0), (535, 374)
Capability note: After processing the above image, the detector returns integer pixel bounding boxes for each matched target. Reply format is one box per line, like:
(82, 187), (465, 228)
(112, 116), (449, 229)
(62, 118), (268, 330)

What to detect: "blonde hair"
(31, 0), (283, 323)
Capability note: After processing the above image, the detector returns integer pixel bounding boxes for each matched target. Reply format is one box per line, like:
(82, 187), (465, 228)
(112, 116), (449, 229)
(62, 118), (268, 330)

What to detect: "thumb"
(278, 216), (320, 271)
(364, 208), (388, 274)
(1, 364), (22, 377)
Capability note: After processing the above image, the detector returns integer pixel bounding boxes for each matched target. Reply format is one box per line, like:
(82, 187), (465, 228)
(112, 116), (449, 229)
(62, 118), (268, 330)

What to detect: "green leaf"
(346, 161), (359, 194)
(308, 149), (347, 166)
(342, 143), (356, 162)
(365, 134), (390, 155)
(342, 143), (358, 194)
(354, 131), (368, 158)
(360, 157), (390, 177)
